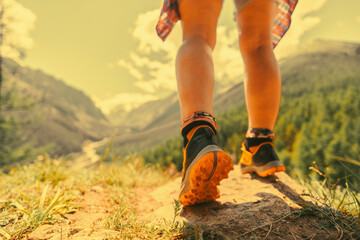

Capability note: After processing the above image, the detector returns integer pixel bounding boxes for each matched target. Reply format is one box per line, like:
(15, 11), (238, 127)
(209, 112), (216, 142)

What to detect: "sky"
(6, 0), (360, 113)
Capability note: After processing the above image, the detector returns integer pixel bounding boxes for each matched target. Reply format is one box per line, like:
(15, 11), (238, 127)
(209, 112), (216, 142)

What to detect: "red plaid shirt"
(156, 0), (298, 48)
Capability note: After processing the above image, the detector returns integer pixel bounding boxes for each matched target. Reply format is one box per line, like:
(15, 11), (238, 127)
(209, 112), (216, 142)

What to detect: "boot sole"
(241, 160), (286, 177)
(179, 145), (234, 206)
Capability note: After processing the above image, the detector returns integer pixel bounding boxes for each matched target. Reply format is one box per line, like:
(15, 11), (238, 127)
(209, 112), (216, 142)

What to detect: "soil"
(136, 168), (342, 240)
(28, 168), (343, 240)
(27, 186), (121, 240)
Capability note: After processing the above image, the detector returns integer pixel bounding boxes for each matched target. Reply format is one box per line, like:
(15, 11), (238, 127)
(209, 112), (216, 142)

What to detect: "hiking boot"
(179, 125), (233, 206)
(239, 141), (285, 177)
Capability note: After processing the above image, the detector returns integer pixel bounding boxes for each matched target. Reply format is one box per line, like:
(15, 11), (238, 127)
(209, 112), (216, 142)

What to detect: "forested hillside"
(1, 58), (115, 166)
(142, 40), (360, 188)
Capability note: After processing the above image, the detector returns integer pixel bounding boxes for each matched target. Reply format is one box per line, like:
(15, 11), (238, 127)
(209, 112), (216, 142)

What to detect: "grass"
(296, 161), (360, 238)
(1, 146), (359, 239)
(0, 154), (80, 239)
(103, 199), (192, 240)
(211, 159), (360, 239)
(0, 151), (187, 240)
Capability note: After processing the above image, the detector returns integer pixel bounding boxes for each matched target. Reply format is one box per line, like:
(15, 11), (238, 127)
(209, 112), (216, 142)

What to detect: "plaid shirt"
(156, 0), (298, 48)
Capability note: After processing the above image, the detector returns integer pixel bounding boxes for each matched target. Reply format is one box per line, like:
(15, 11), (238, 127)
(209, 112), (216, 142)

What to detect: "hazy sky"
(13, 0), (360, 113)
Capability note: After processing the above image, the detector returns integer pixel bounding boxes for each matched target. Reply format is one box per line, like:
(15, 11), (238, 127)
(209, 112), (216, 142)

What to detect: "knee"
(239, 28), (273, 58)
(182, 21), (217, 50)
(182, 34), (216, 53)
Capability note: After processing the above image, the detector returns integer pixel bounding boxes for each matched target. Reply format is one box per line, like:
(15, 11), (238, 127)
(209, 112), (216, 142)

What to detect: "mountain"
(2, 58), (115, 156)
(108, 93), (179, 131)
(112, 39), (360, 154)
(4, 39), (357, 158)
(106, 75), (232, 131)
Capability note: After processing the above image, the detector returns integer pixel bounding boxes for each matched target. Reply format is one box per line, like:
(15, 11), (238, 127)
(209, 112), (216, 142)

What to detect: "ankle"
(181, 112), (217, 147)
(245, 128), (275, 151)
(181, 112), (217, 137)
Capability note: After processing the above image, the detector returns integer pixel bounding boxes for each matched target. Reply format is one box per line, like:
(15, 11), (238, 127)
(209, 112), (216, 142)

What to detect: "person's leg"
(236, 0), (280, 130)
(176, 0), (233, 206)
(235, 0), (285, 177)
(176, 0), (223, 121)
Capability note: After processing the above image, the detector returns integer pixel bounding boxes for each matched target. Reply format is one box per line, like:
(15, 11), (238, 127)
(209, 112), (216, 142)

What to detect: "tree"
(0, 0), (36, 166)
(0, 0), (36, 107)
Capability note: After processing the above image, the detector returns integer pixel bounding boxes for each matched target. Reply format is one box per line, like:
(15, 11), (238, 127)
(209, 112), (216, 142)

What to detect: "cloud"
(213, 26), (243, 86)
(118, 8), (244, 96)
(117, 59), (143, 80)
(117, 51), (177, 94)
(1, 0), (36, 62)
(275, 0), (329, 58)
(92, 93), (159, 114)
(131, 60), (177, 94)
(114, 9), (181, 94)
(131, 9), (181, 56)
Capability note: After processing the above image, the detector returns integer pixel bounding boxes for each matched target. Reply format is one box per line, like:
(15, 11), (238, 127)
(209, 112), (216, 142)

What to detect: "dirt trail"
(28, 168), (341, 240)
(136, 168), (341, 239)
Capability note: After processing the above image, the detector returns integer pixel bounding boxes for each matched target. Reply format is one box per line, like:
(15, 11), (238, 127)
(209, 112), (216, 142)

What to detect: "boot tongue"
(184, 125), (212, 147)
(181, 120), (216, 147)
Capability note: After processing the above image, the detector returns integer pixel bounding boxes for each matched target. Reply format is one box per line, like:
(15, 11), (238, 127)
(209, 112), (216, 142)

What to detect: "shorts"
(156, 0), (298, 47)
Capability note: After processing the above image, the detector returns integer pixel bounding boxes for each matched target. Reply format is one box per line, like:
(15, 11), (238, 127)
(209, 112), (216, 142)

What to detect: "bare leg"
(236, 0), (280, 131)
(176, 1), (233, 207)
(176, 0), (223, 121)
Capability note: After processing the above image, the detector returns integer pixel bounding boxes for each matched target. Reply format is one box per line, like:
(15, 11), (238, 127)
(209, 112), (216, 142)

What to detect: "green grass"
(1, 149), (359, 239)
(296, 161), (360, 238)
(0, 154), (83, 239)
(0, 152), (188, 240)
(103, 199), (192, 240)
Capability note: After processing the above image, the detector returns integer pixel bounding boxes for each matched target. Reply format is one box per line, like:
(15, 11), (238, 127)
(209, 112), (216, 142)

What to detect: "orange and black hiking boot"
(239, 141), (285, 177)
(239, 129), (285, 177)
(179, 125), (233, 206)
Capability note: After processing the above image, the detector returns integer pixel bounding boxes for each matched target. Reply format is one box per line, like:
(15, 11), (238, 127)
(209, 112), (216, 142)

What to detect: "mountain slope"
(108, 93), (179, 131)
(2, 58), (115, 156)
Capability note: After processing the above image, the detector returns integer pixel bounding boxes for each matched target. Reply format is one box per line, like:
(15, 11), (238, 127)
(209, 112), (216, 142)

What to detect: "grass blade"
(332, 156), (360, 167)
(97, 130), (118, 168)
(0, 228), (11, 239)
(16, 190), (30, 202)
(336, 190), (347, 211)
(43, 189), (62, 216)
(39, 185), (49, 212)
(348, 189), (360, 218)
